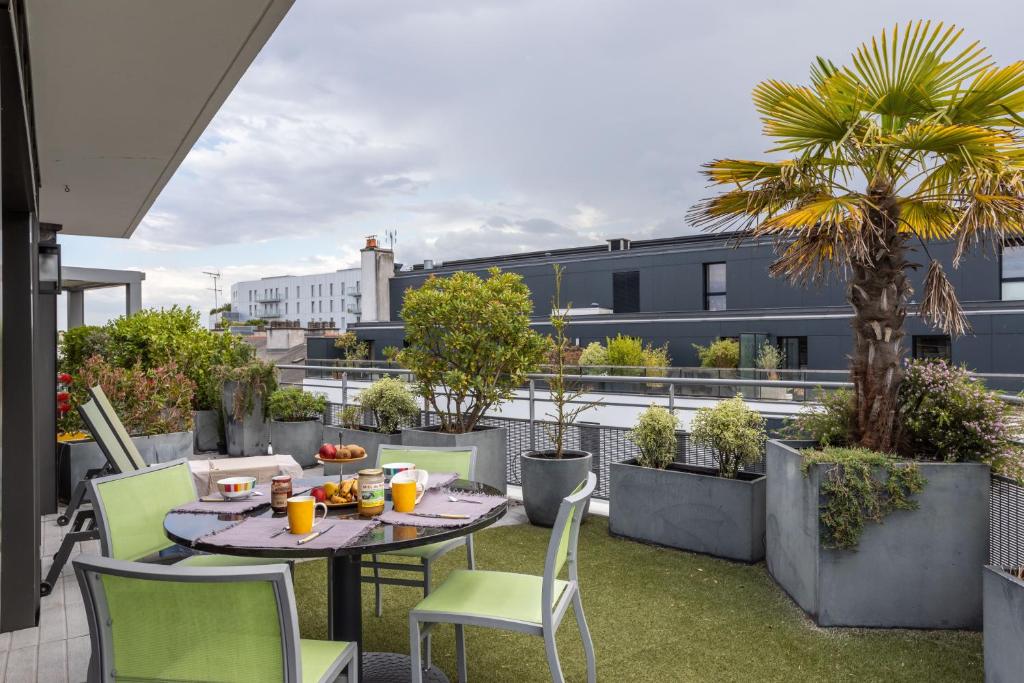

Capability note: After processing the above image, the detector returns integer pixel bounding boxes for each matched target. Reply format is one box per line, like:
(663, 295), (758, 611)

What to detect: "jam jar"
(270, 475), (292, 513)
(357, 468), (385, 517)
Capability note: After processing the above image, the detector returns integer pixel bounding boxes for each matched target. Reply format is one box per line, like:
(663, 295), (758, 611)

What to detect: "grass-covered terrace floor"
(294, 515), (981, 682)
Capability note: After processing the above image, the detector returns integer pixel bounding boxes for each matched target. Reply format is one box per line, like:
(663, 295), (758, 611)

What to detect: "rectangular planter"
(269, 419), (323, 468)
(609, 459), (766, 562)
(401, 425), (508, 495)
(192, 409), (221, 453)
(57, 431), (193, 502)
(222, 381), (269, 457)
(984, 566), (1024, 682)
(766, 439), (990, 628)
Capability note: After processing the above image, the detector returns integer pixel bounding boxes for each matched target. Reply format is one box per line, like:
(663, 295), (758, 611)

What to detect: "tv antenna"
(203, 270), (223, 309)
(384, 229), (398, 250)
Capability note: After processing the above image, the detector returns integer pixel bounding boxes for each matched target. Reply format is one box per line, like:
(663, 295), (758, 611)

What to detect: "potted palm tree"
(398, 268), (547, 494)
(267, 388), (326, 468)
(521, 265), (600, 527)
(610, 397), (767, 562)
(690, 21), (1024, 627)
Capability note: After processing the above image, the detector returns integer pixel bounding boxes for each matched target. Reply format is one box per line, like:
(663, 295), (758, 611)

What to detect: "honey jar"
(358, 468), (385, 517)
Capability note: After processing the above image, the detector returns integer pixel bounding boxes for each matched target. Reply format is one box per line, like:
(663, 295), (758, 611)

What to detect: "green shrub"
(605, 334), (645, 373)
(628, 405), (679, 469)
(358, 377), (420, 433)
(578, 341), (608, 372)
(335, 331), (369, 362)
(898, 359), (1024, 477)
(267, 387), (326, 422)
(60, 326), (111, 375)
(801, 447), (925, 550)
(338, 404), (362, 429)
(785, 388), (855, 447)
(690, 395), (766, 477)
(397, 268), (546, 433)
(755, 342), (785, 371)
(693, 338), (740, 369)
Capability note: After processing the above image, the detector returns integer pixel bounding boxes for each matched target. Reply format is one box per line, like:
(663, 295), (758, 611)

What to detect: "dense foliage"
(801, 447), (925, 550)
(628, 405), (678, 469)
(899, 360), (1023, 478)
(576, 335), (671, 377)
(692, 338), (740, 369)
(358, 377), (420, 433)
(691, 22), (1024, 451)
(217, 359), (278, 421)
(334, 331), (370, 362)
(58, 356), (194, 435)
(267, 387), (327, 422)
(578, 342), (608, 371)
(755, 343), (786, 371)
(785, 388), (856, 447)
(397, 268), (547, 433)
(690, 395), (767, 478)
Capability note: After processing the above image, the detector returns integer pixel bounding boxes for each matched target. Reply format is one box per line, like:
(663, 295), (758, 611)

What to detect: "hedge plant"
(397, 268), (546, 433)
(692, 338), (740, 369)
(267, 387), (326, 422)
(628, 405), (678, 469)
(690, 395), (766, 478)
(358, 377), (420, 433)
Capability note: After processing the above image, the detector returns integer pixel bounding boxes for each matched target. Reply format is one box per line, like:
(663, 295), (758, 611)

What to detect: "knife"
(409, 512), (470, 520)
(297, 525), (334, 545)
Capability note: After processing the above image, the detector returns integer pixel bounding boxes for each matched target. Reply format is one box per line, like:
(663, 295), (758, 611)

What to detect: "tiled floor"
(12, 488), (530, 683)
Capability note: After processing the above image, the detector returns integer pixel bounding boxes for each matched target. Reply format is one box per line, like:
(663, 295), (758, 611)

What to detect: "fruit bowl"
(216, 476), (257, 500)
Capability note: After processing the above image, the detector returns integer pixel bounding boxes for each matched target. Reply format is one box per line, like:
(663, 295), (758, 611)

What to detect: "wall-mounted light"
(38, 241), (61, 295)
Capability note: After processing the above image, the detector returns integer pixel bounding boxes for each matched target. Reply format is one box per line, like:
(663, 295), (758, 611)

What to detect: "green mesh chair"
(73, 554), (358, 683)
(363, 445), (478, 668)
(88, 459), (279, 568)
(88, 384), (149, 471)
(409, 473), (596, 683)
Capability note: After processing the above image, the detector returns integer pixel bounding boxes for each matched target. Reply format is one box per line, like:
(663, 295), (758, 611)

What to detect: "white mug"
(391, 468), (429, 504)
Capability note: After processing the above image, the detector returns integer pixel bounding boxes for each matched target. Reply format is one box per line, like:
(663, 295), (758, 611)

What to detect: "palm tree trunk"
(848, 195), (910, 452)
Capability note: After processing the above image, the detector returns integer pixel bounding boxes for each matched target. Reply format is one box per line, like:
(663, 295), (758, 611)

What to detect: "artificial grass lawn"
(293, 516), (982, 682)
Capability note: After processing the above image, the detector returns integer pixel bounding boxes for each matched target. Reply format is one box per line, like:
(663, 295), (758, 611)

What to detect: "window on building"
(913, 335), (952, 361)
(285, 303), (288, 315)
(1002, 244), (1024, 300)
(330, 283), (334, 296)
(318, 301), (323, 313)
(777, 336), (808, 370)
(612, 271), (640, 313)
(296, 302), (301, 314)
(704, 262), (727, 311)
(296, 286), (300, 298)
(311, 285), (315, 297)
(318, 284), (323, 296)
(329, 300), (333, 312)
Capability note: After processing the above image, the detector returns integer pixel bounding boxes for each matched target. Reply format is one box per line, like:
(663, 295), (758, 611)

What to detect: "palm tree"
(691, 21), (1024, 452)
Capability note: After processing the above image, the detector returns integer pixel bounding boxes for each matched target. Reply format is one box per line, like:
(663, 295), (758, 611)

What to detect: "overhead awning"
(26, 0), (294, 238)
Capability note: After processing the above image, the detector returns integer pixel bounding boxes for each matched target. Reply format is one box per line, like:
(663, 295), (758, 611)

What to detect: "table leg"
(328, 554), (363, 647)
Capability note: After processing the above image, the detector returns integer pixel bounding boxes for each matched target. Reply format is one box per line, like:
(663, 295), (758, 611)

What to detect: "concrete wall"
(983, 566), (1024, 682)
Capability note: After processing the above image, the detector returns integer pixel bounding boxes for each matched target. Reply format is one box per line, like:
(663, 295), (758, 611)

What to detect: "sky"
(58, 0), (1024, 327)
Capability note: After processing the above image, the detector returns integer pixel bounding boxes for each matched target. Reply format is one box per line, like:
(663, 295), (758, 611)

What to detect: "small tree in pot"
(268, 388), (327, 468)
(218, 359), (277, 457)
(611, 398), (768, 562)
(521, 265), (600, 527)
(398, 267), (546, 493)
(332, 378), (420, 470)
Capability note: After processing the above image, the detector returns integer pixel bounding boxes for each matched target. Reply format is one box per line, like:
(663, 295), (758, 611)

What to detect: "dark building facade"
(340, 233), (1024, 373)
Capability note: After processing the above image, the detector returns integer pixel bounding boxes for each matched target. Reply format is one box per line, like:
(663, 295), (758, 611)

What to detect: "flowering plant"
(899, 360), (1024, 479)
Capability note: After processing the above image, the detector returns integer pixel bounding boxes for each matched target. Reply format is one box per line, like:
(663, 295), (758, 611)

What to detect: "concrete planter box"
(609, 459), (766, 562)
(766, 439), (989, 628)
(269, 419), (323, 468)
(521, 450), (593, 527)
(192, 410), (221, 453)
(984, 566), (1024, 682)
(401, 425), (508, 494)
(57, 431), (193, 501)
(222, 381), (269, 457)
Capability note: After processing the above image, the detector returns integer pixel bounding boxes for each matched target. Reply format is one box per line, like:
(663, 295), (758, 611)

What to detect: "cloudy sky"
(58, 0), (1024, 326)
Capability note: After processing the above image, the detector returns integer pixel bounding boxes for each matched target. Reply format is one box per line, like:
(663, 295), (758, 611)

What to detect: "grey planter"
(319, 426), (400, 475)
(984, 566), (1024, 682)
(520, 450), (593, 527)
(58, 430), (193, 501)
(766, 439), (990, 628)
(269, 419), (323, 468)
(402, 425), (508, 495)
(222, 381), (269, 457)
(609, 459), (766, 562)
(192, 410), (221, 453)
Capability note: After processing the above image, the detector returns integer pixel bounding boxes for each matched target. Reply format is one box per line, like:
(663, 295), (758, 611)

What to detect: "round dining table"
(164, 476), (508, 683)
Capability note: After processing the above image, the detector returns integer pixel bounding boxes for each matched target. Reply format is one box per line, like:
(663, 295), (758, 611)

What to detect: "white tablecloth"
(188, 455), (303, 496)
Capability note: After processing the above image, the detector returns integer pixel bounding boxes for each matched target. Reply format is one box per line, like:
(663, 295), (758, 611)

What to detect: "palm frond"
(920, 260), (971, 335)
(897, 197), (957, 239)
(885, 122), (1014, 156)
(767, 225), (852, 284)
(946, 61), (1024, 126)
(700, 159), (794, 185)
(952, 184), (1024, 265)
(753, 80), (856, 151)
(755, 195), (865, 234)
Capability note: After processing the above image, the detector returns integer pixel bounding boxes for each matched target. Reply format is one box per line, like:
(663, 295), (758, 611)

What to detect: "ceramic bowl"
(217, 476), (257, 500)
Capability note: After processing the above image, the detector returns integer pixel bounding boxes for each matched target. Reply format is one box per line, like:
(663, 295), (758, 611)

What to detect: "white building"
(228, 238), (394, 330)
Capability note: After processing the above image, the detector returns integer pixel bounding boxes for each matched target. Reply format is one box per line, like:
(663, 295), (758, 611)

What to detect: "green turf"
(293, 517), (982, 682)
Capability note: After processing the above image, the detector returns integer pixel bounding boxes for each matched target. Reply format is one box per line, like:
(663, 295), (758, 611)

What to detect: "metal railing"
(991, 474), (1024, 569)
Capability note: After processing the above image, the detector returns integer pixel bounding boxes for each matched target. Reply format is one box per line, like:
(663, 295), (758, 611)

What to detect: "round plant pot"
(520, 450), (592, 527)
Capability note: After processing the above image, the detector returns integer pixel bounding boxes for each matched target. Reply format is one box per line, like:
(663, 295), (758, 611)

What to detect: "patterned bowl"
(216, 476), (257, 500)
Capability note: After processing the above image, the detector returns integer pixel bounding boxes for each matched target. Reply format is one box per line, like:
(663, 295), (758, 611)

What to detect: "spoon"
(448, 495), (481, 504)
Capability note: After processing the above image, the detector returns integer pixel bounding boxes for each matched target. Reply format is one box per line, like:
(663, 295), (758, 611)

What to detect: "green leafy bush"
(693, 338), (740, 369)
(690, 395), (766, 477)
(898, 359), (1024, 477)
(605, 334), (645, 372)
(785, 388), (855, 447)
(61, 356), (195, 435)
(397, 268), (547, 433)
(358, 377), (420, 433)
(801, 447), (925, 550)
(628, 405), (678, 469)
(338, 404), (362, 429)
(755, 343), (785, 371)
(578, 341), (608, 372)
(60, 326), (111, 374)
(267, 387), (326, 422)
(334, 331), (369, 362)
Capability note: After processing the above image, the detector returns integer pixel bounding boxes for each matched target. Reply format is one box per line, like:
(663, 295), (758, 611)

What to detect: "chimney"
(365, 235), (378, 249)
(360, 235), (394, 322)
(607, 238), (631, 251)
(423, 259), (434, 270)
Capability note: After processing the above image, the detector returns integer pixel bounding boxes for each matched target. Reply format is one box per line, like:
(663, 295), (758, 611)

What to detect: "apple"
(311, 487), (326, 503)
(319, 443), (337, 460)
